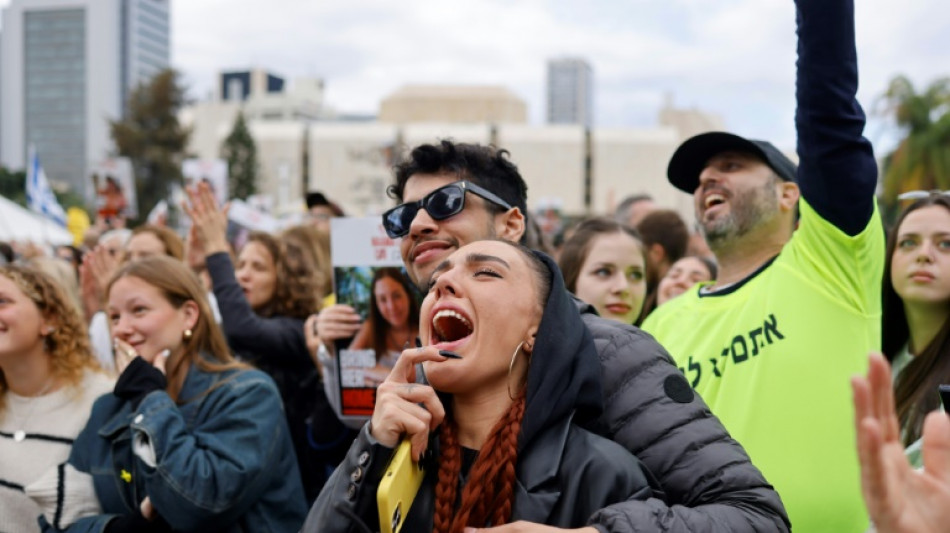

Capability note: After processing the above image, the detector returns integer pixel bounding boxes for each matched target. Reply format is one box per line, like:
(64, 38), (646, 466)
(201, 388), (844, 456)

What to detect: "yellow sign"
(66, 207), (90, 247)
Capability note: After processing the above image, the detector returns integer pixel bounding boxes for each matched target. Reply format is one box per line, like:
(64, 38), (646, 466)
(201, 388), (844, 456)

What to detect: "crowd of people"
(1, 0), (947, 531)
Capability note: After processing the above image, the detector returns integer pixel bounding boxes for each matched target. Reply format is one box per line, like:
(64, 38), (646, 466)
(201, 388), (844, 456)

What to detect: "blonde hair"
(0, 265), (99, 412)
(129, 225), (185, 260)
(280, 224), (332, 306)
(28, 257), (84, 322)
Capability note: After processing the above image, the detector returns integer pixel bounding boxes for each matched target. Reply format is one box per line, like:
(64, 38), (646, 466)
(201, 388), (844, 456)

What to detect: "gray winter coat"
(578, 300), (791, 532)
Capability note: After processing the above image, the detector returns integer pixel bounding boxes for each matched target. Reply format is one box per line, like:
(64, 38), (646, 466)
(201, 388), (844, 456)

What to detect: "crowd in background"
(2, 0), (949, 531)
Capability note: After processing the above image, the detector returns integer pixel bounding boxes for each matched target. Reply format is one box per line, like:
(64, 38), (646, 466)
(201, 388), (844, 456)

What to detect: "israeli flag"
(25, 146), (67, 227)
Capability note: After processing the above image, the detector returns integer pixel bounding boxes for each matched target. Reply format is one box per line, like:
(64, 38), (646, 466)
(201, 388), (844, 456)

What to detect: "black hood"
(519, 251), (603, 452)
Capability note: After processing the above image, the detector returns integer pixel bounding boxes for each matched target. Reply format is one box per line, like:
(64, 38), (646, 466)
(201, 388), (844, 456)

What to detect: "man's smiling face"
(398, 173), (506, 288)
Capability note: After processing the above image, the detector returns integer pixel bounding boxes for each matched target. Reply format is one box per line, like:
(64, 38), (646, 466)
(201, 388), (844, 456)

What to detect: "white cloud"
(1, 0), (947, 153)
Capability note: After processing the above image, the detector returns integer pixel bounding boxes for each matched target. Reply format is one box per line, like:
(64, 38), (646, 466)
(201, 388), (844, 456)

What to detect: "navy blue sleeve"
(205, 252), (310, 367)
(795, 0), (877, 236)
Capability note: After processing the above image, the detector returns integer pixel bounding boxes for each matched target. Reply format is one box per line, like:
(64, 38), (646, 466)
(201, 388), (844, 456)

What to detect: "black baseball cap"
(667, 132), (798, 193)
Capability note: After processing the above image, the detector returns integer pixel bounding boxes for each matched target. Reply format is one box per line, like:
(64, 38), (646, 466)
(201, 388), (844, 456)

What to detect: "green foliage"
(110, 69), (191, 222)
(221, 111), (259, 200)
(878, 75), (950, 223)
(0, 167), (28, 206)
(0, 166), (88, 217)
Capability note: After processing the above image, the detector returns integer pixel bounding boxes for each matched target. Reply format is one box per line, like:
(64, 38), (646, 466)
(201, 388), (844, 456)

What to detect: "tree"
(878, 75), (950, 222)
(110, 69), (191, 222)
(0, 167), (28, 206)
(221, 111), (258, 200)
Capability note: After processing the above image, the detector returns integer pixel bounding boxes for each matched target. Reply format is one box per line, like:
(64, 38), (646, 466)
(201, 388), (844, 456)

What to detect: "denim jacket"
(49, 360), (307, 533)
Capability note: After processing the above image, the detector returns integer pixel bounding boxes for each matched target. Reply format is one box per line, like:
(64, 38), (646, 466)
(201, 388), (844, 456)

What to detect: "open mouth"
(704, 193), (726, 209)
(431, 309), (474, 345)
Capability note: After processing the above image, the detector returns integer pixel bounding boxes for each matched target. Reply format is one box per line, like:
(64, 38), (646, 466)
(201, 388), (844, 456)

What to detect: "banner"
(182, 159), (228, 206)
(89, 157), (137, 221)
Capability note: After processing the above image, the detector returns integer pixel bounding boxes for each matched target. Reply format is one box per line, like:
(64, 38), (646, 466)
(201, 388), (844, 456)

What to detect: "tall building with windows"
(0, 0), (170, 196)
(546, 58), (593, 127)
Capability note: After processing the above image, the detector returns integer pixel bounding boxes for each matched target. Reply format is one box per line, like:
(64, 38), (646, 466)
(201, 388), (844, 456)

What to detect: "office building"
(0, 0), (170, 195)
(546, 58), (593, 127)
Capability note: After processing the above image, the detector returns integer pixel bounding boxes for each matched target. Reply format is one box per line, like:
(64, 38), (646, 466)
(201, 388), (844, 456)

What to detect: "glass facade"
(121, 0), (170, 112)
(24, 9), (86, 191)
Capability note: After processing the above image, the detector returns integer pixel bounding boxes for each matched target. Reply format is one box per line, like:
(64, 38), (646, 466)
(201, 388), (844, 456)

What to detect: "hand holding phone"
(377, 440), (425, 533)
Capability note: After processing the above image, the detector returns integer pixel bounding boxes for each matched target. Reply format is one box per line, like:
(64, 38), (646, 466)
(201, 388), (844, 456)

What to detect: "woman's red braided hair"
(432, 395), (527, 533)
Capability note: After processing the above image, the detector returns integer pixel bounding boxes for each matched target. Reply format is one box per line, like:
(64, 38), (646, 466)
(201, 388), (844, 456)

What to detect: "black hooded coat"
(303, 251), (655, 532)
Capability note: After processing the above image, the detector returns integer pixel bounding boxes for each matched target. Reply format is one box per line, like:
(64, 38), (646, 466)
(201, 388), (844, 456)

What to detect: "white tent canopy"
(0, 195), (73, 245)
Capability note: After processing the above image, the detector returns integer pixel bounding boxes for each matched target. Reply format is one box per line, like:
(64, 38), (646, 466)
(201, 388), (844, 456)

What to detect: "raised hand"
(80, 244), (122, 317)
(182, 182), (230, 256)
(370, 344), (448, 460)
(852, 353), (950, 533)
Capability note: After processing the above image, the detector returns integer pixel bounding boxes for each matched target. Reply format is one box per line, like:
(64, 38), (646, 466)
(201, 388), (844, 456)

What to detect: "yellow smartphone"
(377, 439), (425, 533)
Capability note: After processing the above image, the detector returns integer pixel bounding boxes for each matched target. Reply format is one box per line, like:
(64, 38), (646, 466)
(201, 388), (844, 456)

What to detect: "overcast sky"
(2, 0), (947, 154)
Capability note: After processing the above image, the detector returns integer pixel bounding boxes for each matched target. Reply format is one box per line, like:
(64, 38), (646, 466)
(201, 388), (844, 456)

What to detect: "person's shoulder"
(81, 368), (115, 394)
(213, 366), (282, 396)
(580, 308), (665, 354)
(561, 424), (650, 484)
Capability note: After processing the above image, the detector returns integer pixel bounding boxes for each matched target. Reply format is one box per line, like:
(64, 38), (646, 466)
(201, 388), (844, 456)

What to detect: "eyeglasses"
(382, 180), (513, 238)
(897, 190), (950, 201)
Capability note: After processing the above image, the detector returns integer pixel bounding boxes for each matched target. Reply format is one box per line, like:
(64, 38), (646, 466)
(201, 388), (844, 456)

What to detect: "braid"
(449, 396), (527, 532)
(490, 397), (524, 525)
(433, 420), (461, 533)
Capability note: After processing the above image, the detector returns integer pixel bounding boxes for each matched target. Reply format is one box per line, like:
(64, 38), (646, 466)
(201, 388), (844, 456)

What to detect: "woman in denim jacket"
(45, 256), (306, 532)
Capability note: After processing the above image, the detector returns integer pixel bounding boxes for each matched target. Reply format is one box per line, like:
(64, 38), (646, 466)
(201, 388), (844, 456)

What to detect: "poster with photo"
(331, 217), (420, 417)
(182, 159), (228, 206)
(89, 158), (137, 221)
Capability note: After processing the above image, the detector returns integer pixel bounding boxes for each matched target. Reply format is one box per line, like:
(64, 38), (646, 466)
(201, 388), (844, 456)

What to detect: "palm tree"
(878, 75), (950, 222)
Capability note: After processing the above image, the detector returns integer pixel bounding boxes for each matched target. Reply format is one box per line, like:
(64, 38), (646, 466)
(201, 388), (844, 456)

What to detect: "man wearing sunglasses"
(642, 0), (882, 530)
(315, 139), (789, 531)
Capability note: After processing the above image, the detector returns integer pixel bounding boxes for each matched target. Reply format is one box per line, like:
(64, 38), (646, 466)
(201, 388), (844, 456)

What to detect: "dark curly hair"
(388, 140), (529, 229)
(245, 232), (319, 320)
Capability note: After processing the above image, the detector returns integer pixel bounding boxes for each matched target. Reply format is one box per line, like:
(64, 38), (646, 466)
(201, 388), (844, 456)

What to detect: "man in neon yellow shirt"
(642, 0), (881, 530)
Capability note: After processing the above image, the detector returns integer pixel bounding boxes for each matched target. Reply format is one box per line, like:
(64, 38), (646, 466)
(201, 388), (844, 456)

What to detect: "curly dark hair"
(389, 140), (529, 227)
(245, 232), (319, 320)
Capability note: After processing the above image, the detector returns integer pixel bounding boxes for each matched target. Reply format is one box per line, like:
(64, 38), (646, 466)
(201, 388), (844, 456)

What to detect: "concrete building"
(380, 85), (526, 124)
(182, 79), (725, 225)
(0, 0), (170, 196)
(179, 69), (335, 215)
(546, 58), (593, 127)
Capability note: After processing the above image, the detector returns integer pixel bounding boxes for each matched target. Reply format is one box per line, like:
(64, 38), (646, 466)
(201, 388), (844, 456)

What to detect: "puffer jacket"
(303, 251), (657, 532)
(578, 301), (791, 532)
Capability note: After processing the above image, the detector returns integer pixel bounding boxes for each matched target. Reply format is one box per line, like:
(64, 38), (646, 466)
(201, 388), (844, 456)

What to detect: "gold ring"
(126, 348), (137, 359)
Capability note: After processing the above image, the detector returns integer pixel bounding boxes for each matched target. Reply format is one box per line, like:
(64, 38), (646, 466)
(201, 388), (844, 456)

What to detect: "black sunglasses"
(382, 180), (513, 238)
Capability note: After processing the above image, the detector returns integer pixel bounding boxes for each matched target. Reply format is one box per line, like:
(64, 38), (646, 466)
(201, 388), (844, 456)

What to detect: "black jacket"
(206, 252), (353, 503)
(579, 304), (790, 531)
(303, 251), (656, 532)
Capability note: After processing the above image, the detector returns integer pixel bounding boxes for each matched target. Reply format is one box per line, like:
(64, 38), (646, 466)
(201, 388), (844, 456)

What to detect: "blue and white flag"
(26, 146), (67, 227)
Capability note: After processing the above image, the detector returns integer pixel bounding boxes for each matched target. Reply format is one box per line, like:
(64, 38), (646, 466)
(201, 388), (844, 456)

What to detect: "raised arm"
(795, 0), (877, 235)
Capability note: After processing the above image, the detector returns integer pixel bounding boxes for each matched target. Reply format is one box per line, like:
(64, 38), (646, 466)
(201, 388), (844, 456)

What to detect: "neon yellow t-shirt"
(643, 200), (883, 532)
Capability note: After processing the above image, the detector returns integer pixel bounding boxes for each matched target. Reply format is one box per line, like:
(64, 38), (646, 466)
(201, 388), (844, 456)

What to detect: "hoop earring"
(508, 341), (525, 400)
(183, 329), (193, 340)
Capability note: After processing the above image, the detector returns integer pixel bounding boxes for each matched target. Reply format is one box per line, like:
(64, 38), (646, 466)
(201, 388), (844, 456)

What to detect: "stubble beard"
(701, 182), (779, 252)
